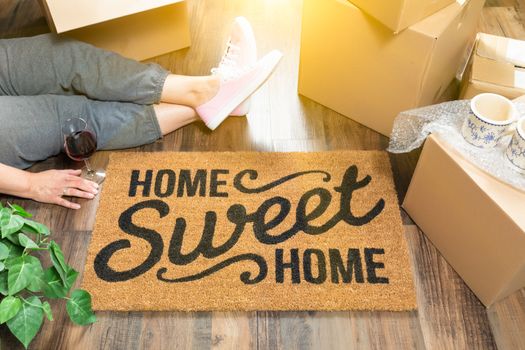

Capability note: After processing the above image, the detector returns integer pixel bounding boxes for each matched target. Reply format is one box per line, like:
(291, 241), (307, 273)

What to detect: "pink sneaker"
(197, 50), (283, 130)
(212, 16), (258, 117)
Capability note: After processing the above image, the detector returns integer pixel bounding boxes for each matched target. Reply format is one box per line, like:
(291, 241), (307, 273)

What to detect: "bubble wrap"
(387, 100), (525, 192)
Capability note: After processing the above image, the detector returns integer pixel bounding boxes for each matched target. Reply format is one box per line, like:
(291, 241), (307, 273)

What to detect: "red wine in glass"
(62, 118), (105, 184)
(65, 130), (97, 161)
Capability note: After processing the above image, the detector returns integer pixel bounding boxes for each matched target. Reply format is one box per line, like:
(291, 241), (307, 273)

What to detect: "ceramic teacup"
(505, 118), (525, 173)
(461, 93), (518, 148)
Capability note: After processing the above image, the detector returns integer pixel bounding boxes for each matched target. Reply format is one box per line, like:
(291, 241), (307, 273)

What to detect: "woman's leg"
(153, 103), (198, 134)
(0, 94), (196, 169)
(160, 75), (219, 108)
(0, 33), (219, 106)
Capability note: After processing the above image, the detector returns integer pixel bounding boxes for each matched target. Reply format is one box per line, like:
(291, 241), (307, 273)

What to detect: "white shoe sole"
(206, 51), (283, 130)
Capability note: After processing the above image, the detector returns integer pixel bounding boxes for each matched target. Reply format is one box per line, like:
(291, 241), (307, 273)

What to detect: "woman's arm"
(0, 163), (99, 209)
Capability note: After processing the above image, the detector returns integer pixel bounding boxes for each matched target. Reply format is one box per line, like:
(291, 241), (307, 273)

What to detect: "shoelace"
(211, 42), (244, 82)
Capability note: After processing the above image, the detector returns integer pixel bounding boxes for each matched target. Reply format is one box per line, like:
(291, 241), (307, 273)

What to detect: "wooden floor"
(1, 0), (525, 349)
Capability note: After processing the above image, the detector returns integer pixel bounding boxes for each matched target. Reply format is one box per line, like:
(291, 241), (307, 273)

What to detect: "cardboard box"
(350, 0), (455, 33)
(39, 0), (191, 61)
(403, 135), (525, 306)
(298, 0), (484, 136)
(461, 33), (525, 100)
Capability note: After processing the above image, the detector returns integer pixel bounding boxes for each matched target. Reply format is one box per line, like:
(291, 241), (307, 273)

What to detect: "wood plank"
(0, 0), (48, 38)
(137, 311), (211, 350)
(258, 310), (426, 350)
(211, 312), (256, 349)
(488, 290), (525, 350)
(480, 6), (525, 38)
(404, 225), (497, 349)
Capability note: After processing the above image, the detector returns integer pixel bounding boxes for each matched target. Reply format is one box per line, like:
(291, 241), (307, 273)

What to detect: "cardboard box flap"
(411, 0), (469, 38)
(401, 0), (457, 32)
(350, 0), (454, 32)
(477, 33), (525, 67)
(471, 58), (525, 90)
(350, 0), (405, 31)
(471, 35), (525, 90)
(44, 0), (184, 33)
(476, 34), (506, 61)
(469, 33), (525, 90)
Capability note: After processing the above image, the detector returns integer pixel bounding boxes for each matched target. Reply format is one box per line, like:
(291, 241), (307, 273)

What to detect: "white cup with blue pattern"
(461, 93), (518, 148)
(505, 118), (525, 174)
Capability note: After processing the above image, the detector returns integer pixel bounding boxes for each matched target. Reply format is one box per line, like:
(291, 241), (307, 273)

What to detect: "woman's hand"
(28, 169), (99, 209)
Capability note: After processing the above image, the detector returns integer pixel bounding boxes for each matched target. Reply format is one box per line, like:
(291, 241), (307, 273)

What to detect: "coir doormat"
(82, 151), (416, 311)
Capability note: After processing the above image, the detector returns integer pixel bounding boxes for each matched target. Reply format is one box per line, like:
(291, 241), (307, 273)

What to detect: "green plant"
(0, 202), (96, 348)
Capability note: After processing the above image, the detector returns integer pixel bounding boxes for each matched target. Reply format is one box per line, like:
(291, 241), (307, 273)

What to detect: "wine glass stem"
(84, 158), (95, 176)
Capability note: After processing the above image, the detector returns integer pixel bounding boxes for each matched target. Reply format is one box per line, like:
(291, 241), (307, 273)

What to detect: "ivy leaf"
(42, 266), (78, 299)
(18, 234), (39, 249)
(7, 296), (44, 349)
(7, 255), (42, 295)
(0, 271), (8, 295)
(0, 242), (9, 260)
(0, 207), (10, 221)
(6, 233), (21, 246)
(42, 302), (53, 321)
(26, 262), (45, 293)
(0, 261), (4, 272)
(8, 204), (32, 218)
(42, 267), (67, 299)
(1, 214), (24, 238)
(22, 219), (49, 236)
(66, 289), (96, 326)
(0, 240), (24, 260)
(20, 225), (38, 235)
(49, 241), (68, 285)
(64, 266), (79, 290)
(0, 296), (22, 324)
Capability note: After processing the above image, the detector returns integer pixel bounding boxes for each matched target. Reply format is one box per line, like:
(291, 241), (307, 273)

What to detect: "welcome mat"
(82, 151), (416, 311)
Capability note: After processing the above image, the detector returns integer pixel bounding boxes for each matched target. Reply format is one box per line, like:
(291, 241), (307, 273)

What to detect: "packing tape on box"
(506, 39), (525, 68)
(515, 71), (525, 90)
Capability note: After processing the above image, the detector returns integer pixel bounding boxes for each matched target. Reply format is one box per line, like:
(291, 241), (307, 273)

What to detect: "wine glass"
(62, 118), (106, 184)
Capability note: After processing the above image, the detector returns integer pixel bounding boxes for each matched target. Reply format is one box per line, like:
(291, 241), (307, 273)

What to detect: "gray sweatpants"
(0, 33), (170, 169)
